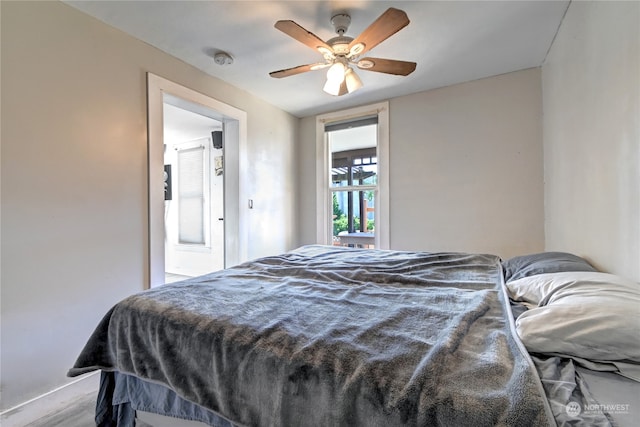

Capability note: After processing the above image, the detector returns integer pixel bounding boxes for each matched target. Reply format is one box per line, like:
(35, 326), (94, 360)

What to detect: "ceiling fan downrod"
(330, 13), (351, 35)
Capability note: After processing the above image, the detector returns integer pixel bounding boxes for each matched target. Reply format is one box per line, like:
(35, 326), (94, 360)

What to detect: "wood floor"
(20, 273), (192, 427)
(24, 391), (152, 427)
(24, 391), (96, 427)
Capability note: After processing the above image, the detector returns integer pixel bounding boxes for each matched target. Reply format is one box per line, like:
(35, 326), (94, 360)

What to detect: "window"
(329, 122), (377, 247)
(316, 102), (389, 249)
(175, 138), (211, 247)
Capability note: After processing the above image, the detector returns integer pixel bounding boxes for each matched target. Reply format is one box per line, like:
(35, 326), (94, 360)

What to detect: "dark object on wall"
(164, 164), (172, 200)
(212, 131), (223, 149)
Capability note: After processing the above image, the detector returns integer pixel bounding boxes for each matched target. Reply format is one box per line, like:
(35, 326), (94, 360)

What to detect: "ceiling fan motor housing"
(327, 36), (354, 55)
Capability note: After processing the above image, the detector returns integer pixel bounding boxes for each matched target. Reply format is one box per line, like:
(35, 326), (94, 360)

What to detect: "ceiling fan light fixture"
(326, 62), (346, 83)
(323, 78), (342, 96)
(345, 67), (363, 93)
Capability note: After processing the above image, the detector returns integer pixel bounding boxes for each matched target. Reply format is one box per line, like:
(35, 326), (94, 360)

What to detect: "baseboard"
(0, 371), (100, 427)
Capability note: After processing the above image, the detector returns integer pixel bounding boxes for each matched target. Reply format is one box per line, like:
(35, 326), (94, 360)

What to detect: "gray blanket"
(69, 245), (554, 426)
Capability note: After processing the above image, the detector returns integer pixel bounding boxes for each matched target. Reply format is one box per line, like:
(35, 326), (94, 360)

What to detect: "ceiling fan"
(269, 8), (417, 96)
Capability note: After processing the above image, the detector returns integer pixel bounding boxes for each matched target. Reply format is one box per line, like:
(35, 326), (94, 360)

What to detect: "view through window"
(327, 119), (377, 248)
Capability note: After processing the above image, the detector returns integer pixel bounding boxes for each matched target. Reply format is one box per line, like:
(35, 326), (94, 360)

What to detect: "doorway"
(163, 101), (224, 280)
(147, 73), (248, 288)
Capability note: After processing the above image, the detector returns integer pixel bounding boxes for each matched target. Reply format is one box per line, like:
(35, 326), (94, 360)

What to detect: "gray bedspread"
(69, 245), (554, 426)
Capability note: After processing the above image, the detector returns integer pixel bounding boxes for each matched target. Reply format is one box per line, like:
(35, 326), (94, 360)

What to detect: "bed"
(68, 245), (639, 426)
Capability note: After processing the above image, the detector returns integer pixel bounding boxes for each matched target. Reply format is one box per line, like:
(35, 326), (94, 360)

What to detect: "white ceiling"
(163, 102), (222, 145)
(65, 0), (569, 118)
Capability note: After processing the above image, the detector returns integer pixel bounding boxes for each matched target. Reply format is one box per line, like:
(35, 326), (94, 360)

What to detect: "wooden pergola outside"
(331, 147), (377, 234)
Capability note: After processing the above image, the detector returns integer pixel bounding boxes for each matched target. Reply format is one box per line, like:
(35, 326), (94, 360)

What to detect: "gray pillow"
(502, 251), (596, 282)
(507, 272), (640, 382)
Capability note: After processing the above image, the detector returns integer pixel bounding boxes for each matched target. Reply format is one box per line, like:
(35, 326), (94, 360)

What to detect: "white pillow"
(506, 272), (640, 381)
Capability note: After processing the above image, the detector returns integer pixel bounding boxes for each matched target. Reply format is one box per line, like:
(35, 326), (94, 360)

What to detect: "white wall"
(299, 0), (640, 279)
(389, 69), (544, 257)
(299, 68), (544, 259)
(0, 0), (298, 410)
(542, 0), (640, 281)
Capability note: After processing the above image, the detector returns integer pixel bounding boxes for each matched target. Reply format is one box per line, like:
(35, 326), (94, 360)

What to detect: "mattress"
(102, 366), (640, 427)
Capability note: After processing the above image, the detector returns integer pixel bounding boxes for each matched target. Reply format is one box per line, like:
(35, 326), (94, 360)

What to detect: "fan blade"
(269, 63), (327, 78)
(348, 8), (410, 56)
(274, 20), (332, 53)
(357, 57), (416, 76)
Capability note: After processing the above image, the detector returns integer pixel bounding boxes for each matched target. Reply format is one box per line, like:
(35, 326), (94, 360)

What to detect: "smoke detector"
(213, 52), (234, 66)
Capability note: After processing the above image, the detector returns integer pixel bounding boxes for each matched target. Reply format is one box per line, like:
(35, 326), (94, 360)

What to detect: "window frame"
(315, 102), (390, 249)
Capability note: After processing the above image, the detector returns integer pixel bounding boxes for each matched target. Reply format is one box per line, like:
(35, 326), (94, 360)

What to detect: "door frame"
(147, 73), (248, 288)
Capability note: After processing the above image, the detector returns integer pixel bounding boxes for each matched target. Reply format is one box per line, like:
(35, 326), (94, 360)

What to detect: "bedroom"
(1, 0), (638, 425)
